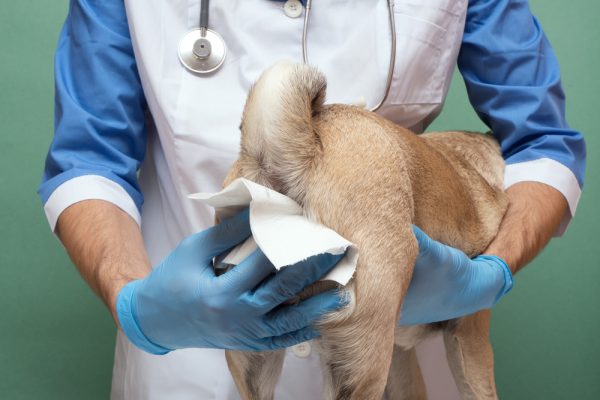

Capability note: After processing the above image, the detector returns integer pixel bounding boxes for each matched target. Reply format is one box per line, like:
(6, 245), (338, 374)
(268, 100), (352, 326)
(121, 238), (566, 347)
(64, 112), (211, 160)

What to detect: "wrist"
(483, 182), (568, 274)
(107, 278), (135, 327)
(474, 254), (514, 302)
(98, 256), (152, 328)
(116, 279), (171, 355)
(483, 244), (517, 275)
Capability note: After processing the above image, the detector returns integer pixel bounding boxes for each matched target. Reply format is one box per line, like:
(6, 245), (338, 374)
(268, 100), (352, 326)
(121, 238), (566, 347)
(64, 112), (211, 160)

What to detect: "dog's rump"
(238, 61), (327, 203)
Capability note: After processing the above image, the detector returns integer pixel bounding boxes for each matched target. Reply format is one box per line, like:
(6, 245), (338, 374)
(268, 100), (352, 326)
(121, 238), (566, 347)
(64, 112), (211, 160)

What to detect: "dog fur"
(221, 61), (508, 399)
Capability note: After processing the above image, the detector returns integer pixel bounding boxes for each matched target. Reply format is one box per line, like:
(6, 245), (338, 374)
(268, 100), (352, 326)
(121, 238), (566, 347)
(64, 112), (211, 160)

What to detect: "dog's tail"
(240, 61), (327, 201)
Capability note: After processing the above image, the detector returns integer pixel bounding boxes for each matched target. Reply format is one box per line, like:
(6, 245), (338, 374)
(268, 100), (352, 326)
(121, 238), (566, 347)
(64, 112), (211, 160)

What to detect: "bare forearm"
(484, 182), (569, 274)
(56, 200), (151, 325)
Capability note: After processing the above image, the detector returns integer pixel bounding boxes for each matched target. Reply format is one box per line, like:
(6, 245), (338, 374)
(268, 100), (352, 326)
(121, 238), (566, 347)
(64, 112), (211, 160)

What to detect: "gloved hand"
(399, 226), (513, 325)
(116, 209), (346, 355)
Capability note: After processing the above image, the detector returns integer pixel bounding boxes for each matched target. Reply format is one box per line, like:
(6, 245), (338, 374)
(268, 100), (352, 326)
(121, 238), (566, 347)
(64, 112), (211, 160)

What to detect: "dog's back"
(225, 62), (507, 399)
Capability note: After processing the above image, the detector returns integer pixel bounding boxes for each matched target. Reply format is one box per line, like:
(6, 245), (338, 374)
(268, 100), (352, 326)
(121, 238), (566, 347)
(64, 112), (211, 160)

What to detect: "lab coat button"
(291, 341), (311, 358)
(283, 0), (303, 18)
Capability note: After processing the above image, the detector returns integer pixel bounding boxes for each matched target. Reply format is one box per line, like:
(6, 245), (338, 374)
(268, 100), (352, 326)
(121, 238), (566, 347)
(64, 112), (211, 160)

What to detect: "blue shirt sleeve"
(458, 0), (586, 188)
(38, 0), (147, 211)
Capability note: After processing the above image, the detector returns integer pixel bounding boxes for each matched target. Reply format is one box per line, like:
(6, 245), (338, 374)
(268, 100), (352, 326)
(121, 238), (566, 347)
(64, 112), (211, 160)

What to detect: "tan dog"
(221, 61), (508, 400)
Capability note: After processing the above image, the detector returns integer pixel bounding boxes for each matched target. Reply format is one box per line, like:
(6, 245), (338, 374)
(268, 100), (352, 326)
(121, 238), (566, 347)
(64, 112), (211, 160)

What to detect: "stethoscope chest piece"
(178, 28), (226, 74)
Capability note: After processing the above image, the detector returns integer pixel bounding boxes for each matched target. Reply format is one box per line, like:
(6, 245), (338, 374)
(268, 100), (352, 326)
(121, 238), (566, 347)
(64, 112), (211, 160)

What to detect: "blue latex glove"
(399, 226), (514, 325)
(116, 209), (346, 355)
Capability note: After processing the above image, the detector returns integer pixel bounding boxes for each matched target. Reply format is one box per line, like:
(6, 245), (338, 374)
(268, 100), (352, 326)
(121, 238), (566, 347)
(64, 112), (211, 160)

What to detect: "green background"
(1, 1), (598, 399)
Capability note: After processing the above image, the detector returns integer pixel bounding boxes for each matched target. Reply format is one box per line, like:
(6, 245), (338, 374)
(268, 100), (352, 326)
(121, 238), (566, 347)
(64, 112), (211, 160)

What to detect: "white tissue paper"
(188, 178), (358, 285)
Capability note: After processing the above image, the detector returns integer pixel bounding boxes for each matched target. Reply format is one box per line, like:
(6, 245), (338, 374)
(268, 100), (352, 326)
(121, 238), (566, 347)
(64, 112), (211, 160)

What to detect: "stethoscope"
(178, 0), (396, 112)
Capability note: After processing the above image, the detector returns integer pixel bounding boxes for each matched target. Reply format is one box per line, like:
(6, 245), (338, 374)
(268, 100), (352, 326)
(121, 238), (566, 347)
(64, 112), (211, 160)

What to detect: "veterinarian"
(39, 0), (585, 399)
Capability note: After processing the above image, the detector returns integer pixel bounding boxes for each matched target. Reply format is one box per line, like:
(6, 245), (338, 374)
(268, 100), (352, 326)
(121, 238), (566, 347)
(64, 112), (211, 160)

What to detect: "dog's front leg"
(225, 349), (285, 400)
(443, 310), (498, 400)
(384, 345), (427, 400)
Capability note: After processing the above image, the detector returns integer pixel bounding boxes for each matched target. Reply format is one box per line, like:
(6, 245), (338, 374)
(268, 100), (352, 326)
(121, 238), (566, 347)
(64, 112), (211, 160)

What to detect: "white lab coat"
(110, 0), (468, 398)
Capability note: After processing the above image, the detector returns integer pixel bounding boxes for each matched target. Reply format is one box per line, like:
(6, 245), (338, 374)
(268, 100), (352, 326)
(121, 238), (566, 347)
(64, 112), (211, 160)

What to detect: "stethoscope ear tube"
(369, 0), (396, 112)
(302, 0), (395, 112)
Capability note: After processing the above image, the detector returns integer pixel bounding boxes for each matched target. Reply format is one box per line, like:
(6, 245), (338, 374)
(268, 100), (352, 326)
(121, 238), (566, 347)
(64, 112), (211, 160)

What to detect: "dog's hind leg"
(317, 224), (418, 400)
(383, 345), (427, 400)
(443, 310), (498, 400)
(225, 349), (285, 400)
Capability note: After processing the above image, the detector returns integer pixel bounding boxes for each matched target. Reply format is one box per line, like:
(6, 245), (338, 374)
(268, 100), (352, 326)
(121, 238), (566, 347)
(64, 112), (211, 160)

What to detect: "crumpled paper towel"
(188, 178), (358, 285)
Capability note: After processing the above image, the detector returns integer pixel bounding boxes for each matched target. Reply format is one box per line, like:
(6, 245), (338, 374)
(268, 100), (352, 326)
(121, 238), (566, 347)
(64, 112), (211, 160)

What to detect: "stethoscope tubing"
(182, 0), (397, 112)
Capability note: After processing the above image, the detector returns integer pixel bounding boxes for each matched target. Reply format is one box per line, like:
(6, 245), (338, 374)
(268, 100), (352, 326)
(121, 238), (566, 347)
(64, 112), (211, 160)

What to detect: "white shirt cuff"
(504, 158), (581, 236)
(44, 175), (142, 231)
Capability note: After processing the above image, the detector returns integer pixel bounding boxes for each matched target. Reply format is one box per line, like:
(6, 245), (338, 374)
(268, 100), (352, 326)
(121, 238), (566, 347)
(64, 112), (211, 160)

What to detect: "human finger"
(181, 208), (251, 263)
(251, 252), (344, 311)
(217, 248), (276, 292)
(260, 290), (347, 336)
